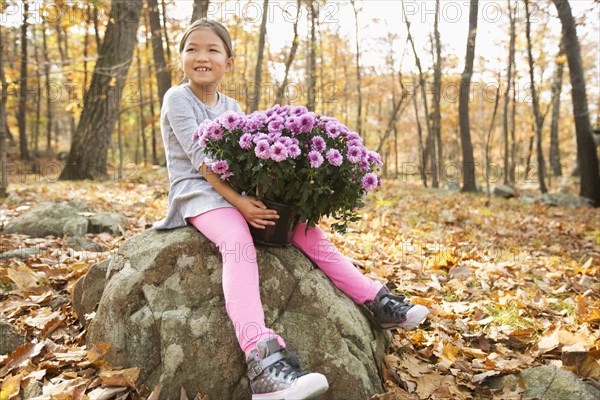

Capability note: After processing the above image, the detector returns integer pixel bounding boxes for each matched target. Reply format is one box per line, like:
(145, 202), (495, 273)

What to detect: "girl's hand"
(234, 196), (279, 229)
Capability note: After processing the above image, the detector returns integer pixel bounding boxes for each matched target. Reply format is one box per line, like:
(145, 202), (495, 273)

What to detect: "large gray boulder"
(486, 365), (600, 400)
(5, 201), (126, 238)
(73, 227), (390, 399)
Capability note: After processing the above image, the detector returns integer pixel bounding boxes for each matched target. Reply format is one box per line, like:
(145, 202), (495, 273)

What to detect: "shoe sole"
(381, 306), (430, 330)
(252, 373), (329, 400)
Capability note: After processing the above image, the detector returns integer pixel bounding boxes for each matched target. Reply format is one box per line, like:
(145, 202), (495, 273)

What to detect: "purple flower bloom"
(252, 133), (269, 144)
(347, 132), (362, 142)
(347, 146), (362, 163)
(268, 131), (282, 142)
(348, 139), (363, 147)
(367, 150), (383, 166)
(358, 159), (370, 171)
(362, 173), (378, 190)
(255, 139), (271, 159)
(220, 171), (234, 180)
(290, 105), (308, 116)
(284, 116), (302, 135)
(208, 124), (223, 141)
(268, 118), (284, 134)
(299, 114), (316, 133)
(270, 143), (289, 162)
(308, 150), (324, 168)
(211, 160), (229, 175)
(310, 136), (326, 152)
(326, 149), (343, 166)
(325, 121), (341, 138)
(288, 144), (301, 159)
(239, 133), (253, 149)
(219, 111), (243, 131)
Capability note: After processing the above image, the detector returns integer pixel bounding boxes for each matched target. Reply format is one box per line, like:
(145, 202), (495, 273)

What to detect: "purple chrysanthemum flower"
(347, 132), (361, 142)
(348, 139), (363, 147)
(288, 144), (301, 159)
(252, 133), (269, 144)
(210, 160), (229, 175)
(310, 136), (326, 152)
(290, 105), (308, 116)
(347, 146), (362, 163)
(208, 124), (223, 141)
(284, 116), (302, 135)
(268, 131), (282, 142)
(368, 150), (383, 166)
(219, 111), (243, 131)
(299, 114), (316, 133)
(270, 143), (289, 162)
(239, 133), (253, 149)
(268, 118), (284, 134)
(362, 173), (378, 190)
(255, 139), (271, 159)
(325, 121), (341, 138)
(358, 159), (370, 171)
(308, 150), (324, 168)
(326, 149), (343, 167)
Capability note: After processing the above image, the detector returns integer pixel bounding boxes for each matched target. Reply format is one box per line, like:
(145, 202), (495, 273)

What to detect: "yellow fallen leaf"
(0, 373), (22, 400)
(100, 367), (140, 389)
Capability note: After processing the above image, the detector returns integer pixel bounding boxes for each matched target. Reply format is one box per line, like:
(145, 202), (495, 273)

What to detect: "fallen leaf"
(99, 367), (140, 389)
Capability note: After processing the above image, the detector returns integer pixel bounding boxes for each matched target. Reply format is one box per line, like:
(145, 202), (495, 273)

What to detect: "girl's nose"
(195, 51), (209, 61)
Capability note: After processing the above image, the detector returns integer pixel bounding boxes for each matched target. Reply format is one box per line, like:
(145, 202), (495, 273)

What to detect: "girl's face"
(181, 27), (233, 92)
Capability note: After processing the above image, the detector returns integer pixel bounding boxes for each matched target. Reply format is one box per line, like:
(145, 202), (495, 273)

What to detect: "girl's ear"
(225, 57), (234, 72)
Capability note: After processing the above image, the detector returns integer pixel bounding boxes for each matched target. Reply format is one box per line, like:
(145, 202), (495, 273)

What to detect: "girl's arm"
(199, 164), (279, 229)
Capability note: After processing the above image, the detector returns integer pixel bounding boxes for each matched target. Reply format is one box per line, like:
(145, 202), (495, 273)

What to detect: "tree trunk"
(161, 0), (172, 66)
(0, 24), (9, 197)
(41, 21), (53, 152)
(93, 5), (102, 51)
(144, 9), (159, 165)
(510, 55), (517, 182)
(552, 0), (599, 206)
(18, 0), (30, 160)
(549, 40), (565, 177)
(275, 0), (301, 106)
(459, 0), (478, 192)
(525, 0), (548, 193)
(412, 83), (427, 187)
(33, 25), (41, 154)
(306, 1), (317, 111)
(503, 0), (516, 184)
(403, 0), (435, 187)
(136, 45), (147, 166)
(351, 0), (362, 136)
(485, 77), (501, 198)
(148, 0), (171, 106)
(59, 0), (142, 180)
(191, 0), (210, 22)
(83, 7), (91, 89)
(249, 0), (269, 112)
(433, 0), (443, 185)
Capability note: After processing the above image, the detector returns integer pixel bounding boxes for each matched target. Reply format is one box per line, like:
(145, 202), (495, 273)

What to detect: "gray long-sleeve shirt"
(153, 84), (242, 230)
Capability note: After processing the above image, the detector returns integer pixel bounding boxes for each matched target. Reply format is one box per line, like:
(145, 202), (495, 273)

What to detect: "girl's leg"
(291, 222), (383, 304)
(188, 208), (285, 356)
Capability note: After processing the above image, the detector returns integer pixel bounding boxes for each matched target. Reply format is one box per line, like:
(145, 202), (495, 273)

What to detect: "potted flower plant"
(193, 105), (382, 246)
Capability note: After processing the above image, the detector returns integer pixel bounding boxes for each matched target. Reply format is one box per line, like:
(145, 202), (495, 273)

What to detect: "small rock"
(493, 184), (516, 199)
(486, 365), (600, 400)
(0, 321), (26, 355)
(539, 193), (593, 208)
(65, 236), (109, 252)
(0, 247), (42, 260)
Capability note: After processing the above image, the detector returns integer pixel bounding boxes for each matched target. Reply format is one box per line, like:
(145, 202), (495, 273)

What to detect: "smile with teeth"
(195, 67), (211, 72)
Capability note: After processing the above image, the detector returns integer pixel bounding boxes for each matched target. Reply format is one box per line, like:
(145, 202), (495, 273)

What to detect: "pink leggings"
(188, 207), (383, 356)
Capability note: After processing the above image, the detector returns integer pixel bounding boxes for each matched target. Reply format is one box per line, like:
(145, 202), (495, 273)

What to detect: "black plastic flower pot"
(249, 199), (299, 247)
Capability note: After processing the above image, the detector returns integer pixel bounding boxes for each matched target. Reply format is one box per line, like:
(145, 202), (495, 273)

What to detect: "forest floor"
(0, 164), (599, 399)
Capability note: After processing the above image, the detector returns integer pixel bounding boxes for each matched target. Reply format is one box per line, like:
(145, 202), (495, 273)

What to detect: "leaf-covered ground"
(0, 167), (598, 399)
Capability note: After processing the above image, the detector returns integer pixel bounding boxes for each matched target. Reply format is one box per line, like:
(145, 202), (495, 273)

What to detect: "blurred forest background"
(0, 0), (599, 200)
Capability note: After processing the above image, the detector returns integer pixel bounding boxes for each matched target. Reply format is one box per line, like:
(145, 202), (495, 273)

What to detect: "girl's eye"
(210, 49), (219, 53)
(186, 48), (196, 52)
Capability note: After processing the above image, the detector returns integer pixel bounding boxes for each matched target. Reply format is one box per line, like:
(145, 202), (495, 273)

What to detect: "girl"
(154, 18), (429, 400)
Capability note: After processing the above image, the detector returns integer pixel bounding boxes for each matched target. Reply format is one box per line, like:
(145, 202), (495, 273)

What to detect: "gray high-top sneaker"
(246, 338), (329, 400)
(365, 287), (430, 330)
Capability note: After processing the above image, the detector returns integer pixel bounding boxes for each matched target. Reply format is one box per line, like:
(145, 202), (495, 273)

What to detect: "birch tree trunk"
(525, 0), (548, 193)
(459, 0), (478, 192)
(59, 0), (143, 180)
(551, 0), (599, 206)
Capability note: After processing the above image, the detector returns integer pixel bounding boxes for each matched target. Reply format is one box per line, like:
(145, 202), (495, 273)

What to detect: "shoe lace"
(269, 349), (306, 381)
(382, 293), (413, 320)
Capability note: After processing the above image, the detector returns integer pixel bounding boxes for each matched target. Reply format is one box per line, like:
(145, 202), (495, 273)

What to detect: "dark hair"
(179, 18), (233, 58)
